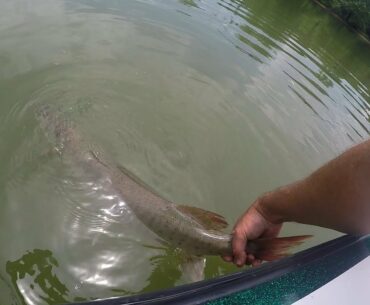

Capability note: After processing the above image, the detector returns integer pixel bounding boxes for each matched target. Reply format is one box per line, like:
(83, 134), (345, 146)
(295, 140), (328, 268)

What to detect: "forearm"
(258, 139), (370, 235)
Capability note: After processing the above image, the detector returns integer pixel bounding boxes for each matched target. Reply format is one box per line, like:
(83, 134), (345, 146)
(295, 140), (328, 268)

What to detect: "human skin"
(224, 139), (370, 267)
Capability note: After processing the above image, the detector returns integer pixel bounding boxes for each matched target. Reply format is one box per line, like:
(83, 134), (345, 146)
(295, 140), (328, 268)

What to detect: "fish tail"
(248, 235), (312, 261)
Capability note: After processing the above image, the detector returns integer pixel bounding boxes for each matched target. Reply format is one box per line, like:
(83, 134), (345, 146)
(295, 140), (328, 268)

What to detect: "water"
(0, 0), (369, 303)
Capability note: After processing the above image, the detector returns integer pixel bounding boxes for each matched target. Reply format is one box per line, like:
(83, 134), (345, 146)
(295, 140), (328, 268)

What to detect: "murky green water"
(0, 0), (369, 303)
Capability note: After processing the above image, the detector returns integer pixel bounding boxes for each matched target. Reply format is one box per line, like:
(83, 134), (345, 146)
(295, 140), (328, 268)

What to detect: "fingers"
(223, 253), (261, 267)
(222, 255), (232, 262)
(222, 201), (276, 267)
(232, 228), (248, 267)
(252, 259), (262, 267)
(246, 254), (255, 264)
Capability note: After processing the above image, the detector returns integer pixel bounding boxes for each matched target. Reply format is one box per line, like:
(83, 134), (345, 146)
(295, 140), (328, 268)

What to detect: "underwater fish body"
(38, 105), (311, 261)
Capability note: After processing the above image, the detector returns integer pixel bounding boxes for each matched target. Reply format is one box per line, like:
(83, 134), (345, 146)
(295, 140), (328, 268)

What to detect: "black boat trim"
(72, 235), (370, 305)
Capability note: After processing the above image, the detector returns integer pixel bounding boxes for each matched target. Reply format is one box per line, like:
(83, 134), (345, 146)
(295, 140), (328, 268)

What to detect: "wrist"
(255, 180), (307, 225)
(254, 191), (285, 225)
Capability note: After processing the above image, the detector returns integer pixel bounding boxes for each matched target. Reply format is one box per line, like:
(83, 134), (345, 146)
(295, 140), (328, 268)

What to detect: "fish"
(37, 105), (311, 263)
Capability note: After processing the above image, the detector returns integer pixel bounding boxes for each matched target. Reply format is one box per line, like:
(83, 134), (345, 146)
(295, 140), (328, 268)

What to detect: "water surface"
(0, 0), (369, 303)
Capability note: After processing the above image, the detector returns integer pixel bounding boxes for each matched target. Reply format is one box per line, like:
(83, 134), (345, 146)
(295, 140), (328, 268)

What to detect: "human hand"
(223, 196), (282, 267)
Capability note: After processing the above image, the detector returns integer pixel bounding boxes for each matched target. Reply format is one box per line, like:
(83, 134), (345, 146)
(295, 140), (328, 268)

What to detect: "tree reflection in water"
(6, 249), (86, 305)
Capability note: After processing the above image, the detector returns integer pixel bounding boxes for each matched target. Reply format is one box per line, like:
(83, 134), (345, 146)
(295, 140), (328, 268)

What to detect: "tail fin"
(248, 235), (312, 261)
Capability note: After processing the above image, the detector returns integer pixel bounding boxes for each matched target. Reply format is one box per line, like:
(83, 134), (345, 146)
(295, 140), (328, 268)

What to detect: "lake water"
(0, 0), (369, 303)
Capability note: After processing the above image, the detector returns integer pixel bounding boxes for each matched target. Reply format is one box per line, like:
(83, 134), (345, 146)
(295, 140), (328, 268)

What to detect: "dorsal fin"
(116, 164), (163, 197)
(176, 205), (228, 231)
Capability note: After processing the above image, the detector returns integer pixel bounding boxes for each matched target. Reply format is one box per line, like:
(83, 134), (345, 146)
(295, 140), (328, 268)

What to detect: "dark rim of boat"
(70, 234), (370, 305)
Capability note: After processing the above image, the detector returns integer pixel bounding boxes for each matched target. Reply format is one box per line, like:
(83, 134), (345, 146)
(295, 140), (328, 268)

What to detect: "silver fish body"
(38, 106), (232, 256)
(38, 106), (311, 260)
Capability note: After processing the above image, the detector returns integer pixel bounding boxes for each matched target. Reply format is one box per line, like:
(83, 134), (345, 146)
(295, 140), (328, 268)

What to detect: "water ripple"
(0, 0), (369, 303)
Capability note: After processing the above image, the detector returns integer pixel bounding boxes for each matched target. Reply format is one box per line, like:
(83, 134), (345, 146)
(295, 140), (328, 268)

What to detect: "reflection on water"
(6, 246), (207, 304)
(6, 249), (83, 304)
(0, 0), (369, 303)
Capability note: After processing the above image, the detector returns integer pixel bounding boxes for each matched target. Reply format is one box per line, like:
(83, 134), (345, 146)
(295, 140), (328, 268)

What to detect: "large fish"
(37, 106), (310, 263)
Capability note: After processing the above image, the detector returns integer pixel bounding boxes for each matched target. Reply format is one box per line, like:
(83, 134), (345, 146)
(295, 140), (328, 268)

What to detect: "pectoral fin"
(176, 205), (228, 231)
(178, 254), (206, 284)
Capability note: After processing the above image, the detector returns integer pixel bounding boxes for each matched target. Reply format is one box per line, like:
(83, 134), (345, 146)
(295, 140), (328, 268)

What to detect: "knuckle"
(233, 227), (245, 237)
